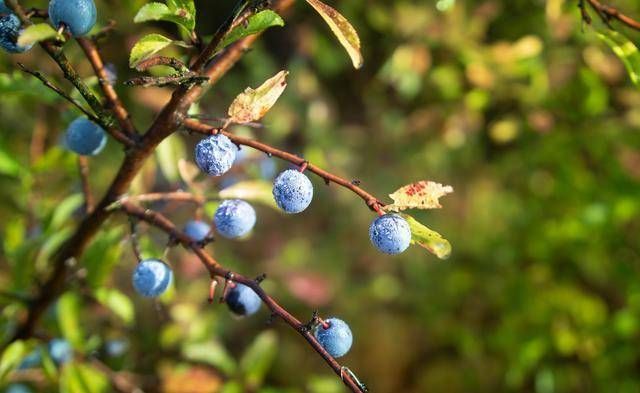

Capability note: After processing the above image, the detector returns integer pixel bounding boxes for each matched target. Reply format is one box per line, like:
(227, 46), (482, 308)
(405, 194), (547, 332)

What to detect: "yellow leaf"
(402, 214), (451, 259)
(385, 181), (453, 212)
(228, 70), (289, 124)
(305, 0), (363, 69)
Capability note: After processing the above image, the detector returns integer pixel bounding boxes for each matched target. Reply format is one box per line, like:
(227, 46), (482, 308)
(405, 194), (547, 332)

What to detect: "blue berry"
(369, 214), (411, 255)
(104, 339), (128, 357)
(194, 135), (237, 176)
(64, 117), (107, 156)
(48, 0), (97, 37)
(18, 349), (41, 369)
(0, 13), (31, 53)
(48, 338), (72, 365)
(272, 169), (313, 214)
(314, 318), (353, 358)
(184, 220), (211, 242)
(214, 199), (256, 239)
(226, 283), (261, 316)
(0, 1), (12, 15)
(132, 259), (172, 298)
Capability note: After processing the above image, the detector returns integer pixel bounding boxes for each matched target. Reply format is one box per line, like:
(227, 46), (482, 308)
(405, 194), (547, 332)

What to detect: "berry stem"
(317, 316), (331, 330)
(208, 279), (218, 304)
(299, 161), (309, 173)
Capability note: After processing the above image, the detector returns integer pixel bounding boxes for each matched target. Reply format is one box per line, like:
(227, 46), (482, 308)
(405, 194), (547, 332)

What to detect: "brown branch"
(124, 74), (209, 88)
(17, 63), (97, 122)
(119, 201), (365, 393)
(584, 0), (640, 30)
(134, 56), (187, 72)
(114, 191), (205, 206)
(77, 37), (138, 137)
(183, 119), (385, 211)
(78, 156), (94, 214)
(7, 0), (294, 344)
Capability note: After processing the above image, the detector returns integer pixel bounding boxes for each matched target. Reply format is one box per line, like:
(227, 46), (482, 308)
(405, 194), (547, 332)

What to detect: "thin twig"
(183, 119), (385, 212)
(77, 156), (94, 214)
(119, 201), (366, 393)
(17, 63), (97, 121)
(124, 74), (210, 88)
(116, 191), (205, 206)
(77, 37), (138, 137)
(584, 0), (640, 30)
(135, 56), (188, 72)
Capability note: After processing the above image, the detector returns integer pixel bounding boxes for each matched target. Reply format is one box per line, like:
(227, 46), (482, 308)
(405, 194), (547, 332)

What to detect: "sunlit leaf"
(17, 23), (63, 47)
(59, 361), (110, 393)
(156, 134), (186, 183)
(48, 193), (84, 231)
(182, 341), (237, 376)
(218, 10), (285, 50)
(385, 181), (453, 212)
(57, 292), (85, 349)
(305, 0), (363, 69)
(83, 226), (124, 287)
(401, 214), (451, 259)
(134, 1), (195, 32)
(597, 30), (640, 86)
(218, 180), (278, 209)
(129, 34), (174, 68)
(94, 288), (134, 326)
(0, 340), (36, 382)
(240, 331), (278, 388)
(228, 70), (289, 124)
(0, 146), (25, 177)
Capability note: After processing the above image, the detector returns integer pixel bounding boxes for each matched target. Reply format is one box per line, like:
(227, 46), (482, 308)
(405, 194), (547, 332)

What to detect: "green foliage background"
(2, 0), (640, 392)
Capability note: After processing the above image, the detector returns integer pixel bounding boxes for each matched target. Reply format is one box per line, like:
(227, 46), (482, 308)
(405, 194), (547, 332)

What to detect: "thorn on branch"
(124, 73), (210, 88)
(135, 56), (188, 73)
(254, 273), (267, 283)
(350, 179), (361, 186)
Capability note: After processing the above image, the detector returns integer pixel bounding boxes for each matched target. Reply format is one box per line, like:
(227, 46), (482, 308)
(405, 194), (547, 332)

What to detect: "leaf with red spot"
(227, 71), (289, 124)
(384, 181), (453, 212)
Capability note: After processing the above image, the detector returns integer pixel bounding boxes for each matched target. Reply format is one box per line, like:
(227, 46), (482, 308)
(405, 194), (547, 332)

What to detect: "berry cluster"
(0, 0), (97, 54)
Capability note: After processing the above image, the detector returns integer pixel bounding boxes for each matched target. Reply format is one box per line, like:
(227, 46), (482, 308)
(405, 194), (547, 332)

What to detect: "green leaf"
(57, 292), (85, 350)
(83, 226), (124, 288)
(0, 146), (25, 177)
(218, 180), (278, 209)
(48, 193), (84, 231)
(182, 341), (237, 376)
(156, 133), (186, 183)
(60, 361), (110, 393)
(93, 288), (134, 326)
(220, 381), (243, 393)
(219, 10), (285, 50)
(228, 70), (289, 124)
(17, 23), (64, 47)
(401, 214), (452, 259)
(134, 2), (195, 32)
(0, 340), (36, 382)
(240, 331), (278, 388)
(597, 30), (640, 86)
(305, 0), (363, 69)
(129, 33), (174, 68)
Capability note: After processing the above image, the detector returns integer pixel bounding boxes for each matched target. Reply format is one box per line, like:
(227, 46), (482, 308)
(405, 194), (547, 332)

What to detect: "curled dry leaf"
(385, 181), (454, 212)
(305, 0), (363, 69)
(227, 70), (289, 124)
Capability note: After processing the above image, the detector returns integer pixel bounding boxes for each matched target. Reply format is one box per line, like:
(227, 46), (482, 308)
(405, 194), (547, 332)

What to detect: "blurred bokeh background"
(2, 0), (640, 392)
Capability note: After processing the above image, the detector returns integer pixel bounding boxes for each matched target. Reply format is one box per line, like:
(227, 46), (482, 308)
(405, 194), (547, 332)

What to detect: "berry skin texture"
(226, 283), (261, 316)
(314, 318), (353, 358)
(214, 199), (256, 239)
(48, 338), (73, 364)
(184, 220), (211, 242)
(0, 13), (31, 53)
(369, 213), (412, 255)
(272, 169), (313, 214)
(48, 0), (97, 37)
(194, 134), (237, 176)
(132, 259), (173, 298)
(64, 117), (107, 156)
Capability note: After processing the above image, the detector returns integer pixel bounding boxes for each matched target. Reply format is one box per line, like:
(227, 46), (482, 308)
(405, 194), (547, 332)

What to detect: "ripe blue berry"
(64, 117), (107, 156)
(214, 199), (256, 239)
(369, 213), (411, 255)
(48, 0), (97, 37)
(0, 12), (31, 53)
(132, 259), (172, 298)
(6, 384), (32, 393)
(0, 0), (11, 14)
(184, 220), (211, 242)
(314, 318), (353, 358)
(104, 339), (128, 357)
(272, 169), (313, 214)
(226, 283), (261, 316)
(48, 338), (72, 364)
(18, 349), (41, 369)
(194, 134), (237, 176)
